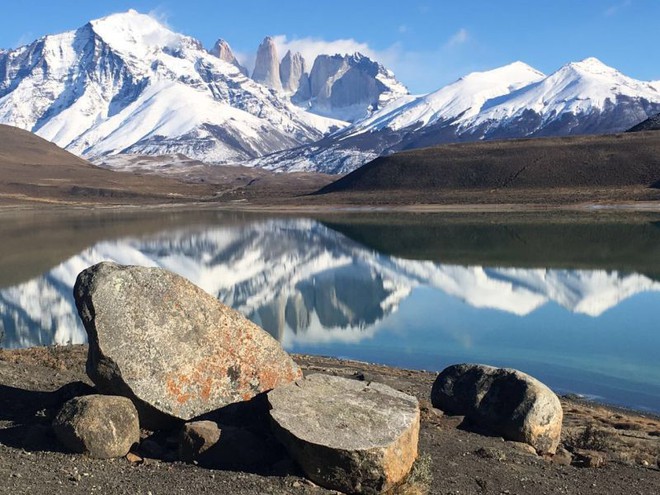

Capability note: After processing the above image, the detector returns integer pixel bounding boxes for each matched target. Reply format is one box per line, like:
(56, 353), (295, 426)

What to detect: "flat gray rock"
(431, 363), (563, 454)
(74, 262), (302, 429)
(268, 374), (420, 494)
(53, 394), (139, 459)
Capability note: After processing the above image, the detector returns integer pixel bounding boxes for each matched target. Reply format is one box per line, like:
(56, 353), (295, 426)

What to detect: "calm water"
(1, 209), (659, 413)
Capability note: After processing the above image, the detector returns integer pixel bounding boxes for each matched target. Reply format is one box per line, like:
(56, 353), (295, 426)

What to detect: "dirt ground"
(0, 346), (658, 495)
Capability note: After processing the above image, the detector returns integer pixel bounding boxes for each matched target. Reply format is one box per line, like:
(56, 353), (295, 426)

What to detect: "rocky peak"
(211, 39), (248, 76)
(280, 50), (309, 96)
(252, 36), (281, 91)
(299, 52), (408, 122)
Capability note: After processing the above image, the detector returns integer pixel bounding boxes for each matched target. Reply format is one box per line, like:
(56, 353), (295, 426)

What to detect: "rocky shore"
(1, 345), (658, 494)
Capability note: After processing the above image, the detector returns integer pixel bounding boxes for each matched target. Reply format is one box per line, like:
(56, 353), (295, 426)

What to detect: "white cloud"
(235, 30), (480, 94)
(147, 7), (172, 28)
(12, 32), (34, 48)
(270, 35), (386, 70)
(446, 28), (469, 47)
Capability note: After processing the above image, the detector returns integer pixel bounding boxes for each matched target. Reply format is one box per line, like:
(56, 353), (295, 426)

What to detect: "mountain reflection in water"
(1, 214), (659, 412)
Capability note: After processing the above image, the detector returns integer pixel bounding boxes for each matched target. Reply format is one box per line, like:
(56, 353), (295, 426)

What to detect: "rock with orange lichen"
(74, 262), (302, 429)
(268, 374), (420, 494)
(431, 364), (563, 454)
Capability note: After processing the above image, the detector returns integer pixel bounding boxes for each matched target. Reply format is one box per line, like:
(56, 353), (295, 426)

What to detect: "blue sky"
(1, 0), (659, 93)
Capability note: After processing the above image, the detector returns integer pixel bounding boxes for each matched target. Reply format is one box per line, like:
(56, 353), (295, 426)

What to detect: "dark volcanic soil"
(0, 346), (658, 495)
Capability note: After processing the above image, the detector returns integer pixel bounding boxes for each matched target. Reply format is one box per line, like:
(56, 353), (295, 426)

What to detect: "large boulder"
(74, 262), (302, 429)
(431, 364), (562, 454)
(53, 394), (139, 459)
(268, 374), (420, 494)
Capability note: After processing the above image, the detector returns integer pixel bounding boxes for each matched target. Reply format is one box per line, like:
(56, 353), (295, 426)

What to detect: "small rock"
(510, 441), (538, 455)
(419, 399), (444, 421)
(74, 262), (302, 429)
(431, 364), (563, 454)
(178, 421), (221, 462)
(474, 447), (506, 461)
(572, 449), (605, 468)
(52, 394), (139, 459)
(126, 452), (144, 464)
(178, 420), (267, 468)
(268, 374), (420, 494)
(551, 447), (573, 466)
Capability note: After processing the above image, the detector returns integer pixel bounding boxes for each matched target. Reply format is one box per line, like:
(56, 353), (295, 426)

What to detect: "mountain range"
(1, 10), (659, 174)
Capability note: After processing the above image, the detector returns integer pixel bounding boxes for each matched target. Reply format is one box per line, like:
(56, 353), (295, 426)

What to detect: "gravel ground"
(0, 346), (658, 495)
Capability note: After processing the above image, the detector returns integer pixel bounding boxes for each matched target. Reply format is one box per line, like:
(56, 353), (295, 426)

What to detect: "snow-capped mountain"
(0, 10), (343, 163)
(470, 57), (660, 137)
(248, 58), (660, 173)
(1, 10), (658, 174)
(2, 219), (659, 349)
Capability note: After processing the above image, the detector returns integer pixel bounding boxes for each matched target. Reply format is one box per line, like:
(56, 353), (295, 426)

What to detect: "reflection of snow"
(1, 218), (660, 349)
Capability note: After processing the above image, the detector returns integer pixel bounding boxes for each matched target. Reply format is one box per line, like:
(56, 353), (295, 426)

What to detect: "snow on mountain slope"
(251, 58), (660, 173)
(352, 61), (545, 133)
(245, 62), (546, 172)
(0, 10), (343, 163)
(2, 219), (659, 348)
(473, 57), (660, 135)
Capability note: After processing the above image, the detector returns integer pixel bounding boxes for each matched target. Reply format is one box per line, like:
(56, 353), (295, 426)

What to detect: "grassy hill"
(0, 124), (214, 205)
(317, 131), (660, 195)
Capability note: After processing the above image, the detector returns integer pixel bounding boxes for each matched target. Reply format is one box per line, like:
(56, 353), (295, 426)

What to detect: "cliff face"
(246, 41), (408, 123)
(211, 39), (248, 76)
(293, 53), (407, 122)
(280, 50), (309, 97)
(252, 36), (282, 91)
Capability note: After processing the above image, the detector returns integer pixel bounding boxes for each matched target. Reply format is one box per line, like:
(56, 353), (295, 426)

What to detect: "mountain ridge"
(252, 57), (660, 173)
(0, 10), (339, 164)
(1, 11), (659, 175)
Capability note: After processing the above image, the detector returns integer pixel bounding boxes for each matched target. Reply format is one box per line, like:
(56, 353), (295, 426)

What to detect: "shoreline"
(2, 198), (660, 214)
(1, 344), (658, 419)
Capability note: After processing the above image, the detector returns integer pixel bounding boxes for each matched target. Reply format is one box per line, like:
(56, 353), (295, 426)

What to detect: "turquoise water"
(1, 210), (659, 413)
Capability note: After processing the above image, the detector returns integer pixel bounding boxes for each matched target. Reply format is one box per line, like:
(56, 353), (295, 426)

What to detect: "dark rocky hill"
(317, 131), (660, 194)
(628, 112), (660, 132)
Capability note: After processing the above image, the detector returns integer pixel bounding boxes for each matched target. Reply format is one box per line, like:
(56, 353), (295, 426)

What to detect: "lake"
(1, 208), (659, 413)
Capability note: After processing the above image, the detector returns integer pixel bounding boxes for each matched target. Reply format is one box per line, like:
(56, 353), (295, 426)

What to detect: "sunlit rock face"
(280, 50), (308, 95)
(294, 53), (408, 122)
(252, 36), (282, 91)
(211, 38), (249, 76)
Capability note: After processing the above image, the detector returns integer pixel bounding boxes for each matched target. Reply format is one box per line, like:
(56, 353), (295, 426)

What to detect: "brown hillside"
(317, 131), (660, 194)
(0, 125), (213, 204)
